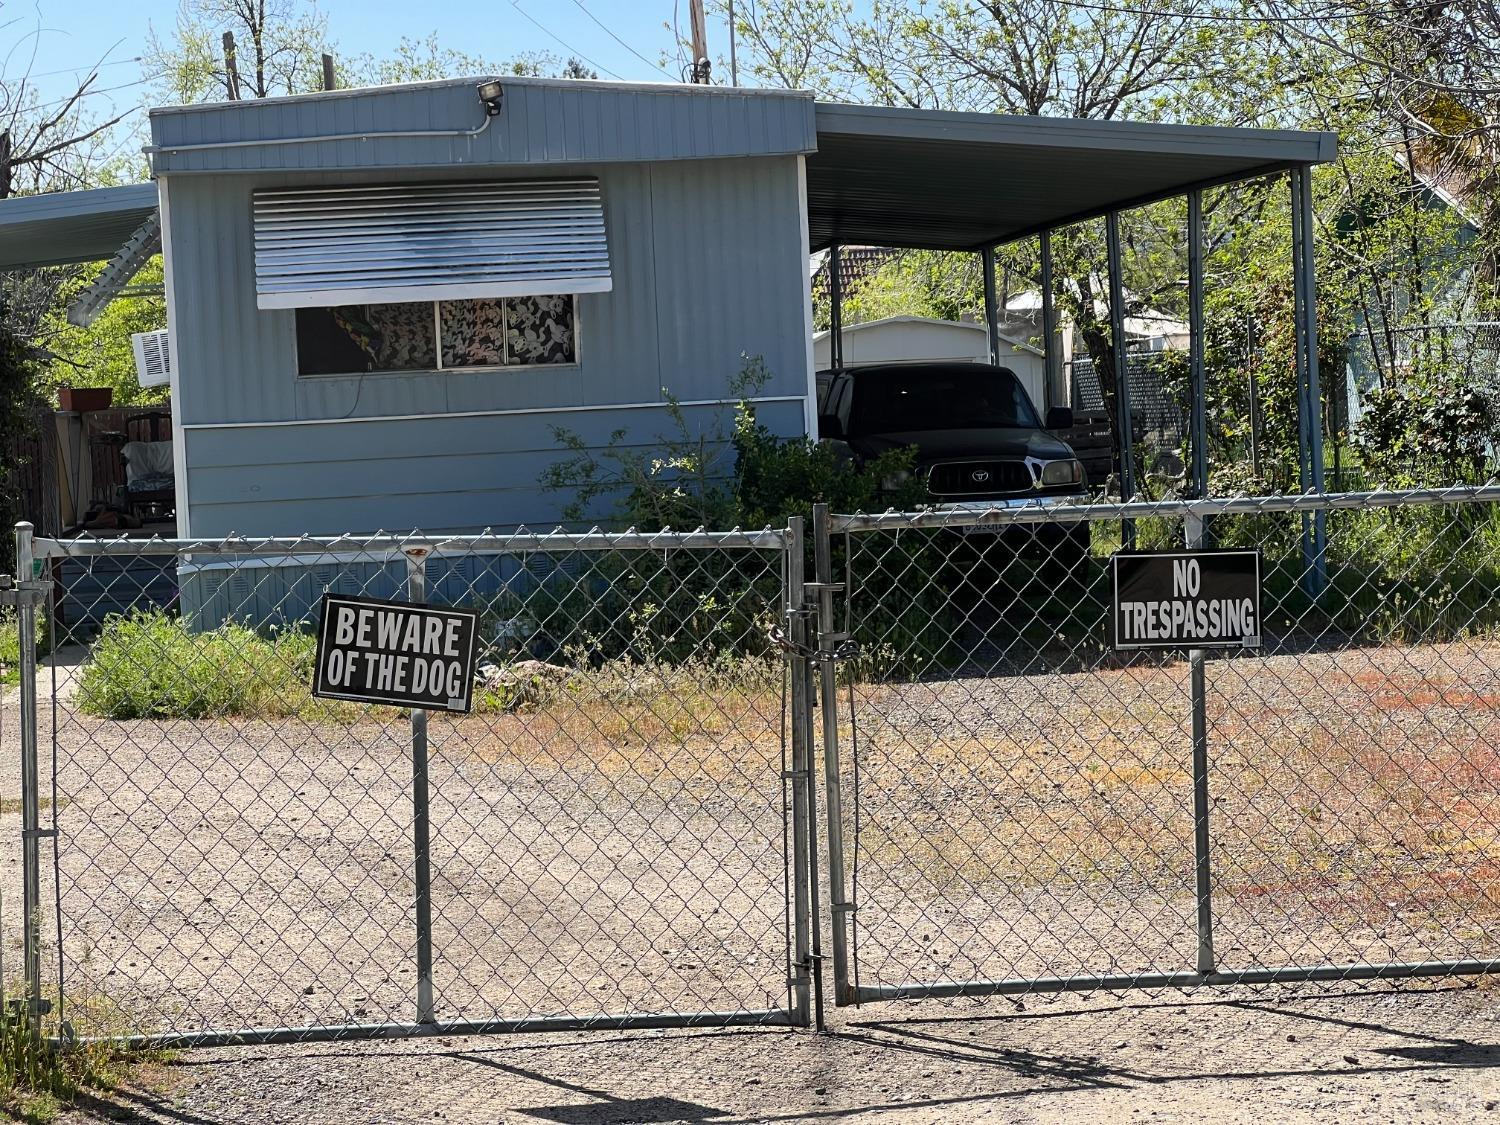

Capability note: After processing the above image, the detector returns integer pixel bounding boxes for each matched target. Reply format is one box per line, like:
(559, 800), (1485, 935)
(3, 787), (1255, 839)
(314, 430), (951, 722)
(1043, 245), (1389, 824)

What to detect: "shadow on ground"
(61, 984), (1500, 1124)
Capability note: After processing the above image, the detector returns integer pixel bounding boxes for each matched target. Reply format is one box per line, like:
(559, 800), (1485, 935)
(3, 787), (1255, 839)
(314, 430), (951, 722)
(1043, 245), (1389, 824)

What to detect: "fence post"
(1185, 511), (1215, 975)
(13, 523), (46, 1030)
(404, 547), (437, 1024)
(812, 504), (855, 1007)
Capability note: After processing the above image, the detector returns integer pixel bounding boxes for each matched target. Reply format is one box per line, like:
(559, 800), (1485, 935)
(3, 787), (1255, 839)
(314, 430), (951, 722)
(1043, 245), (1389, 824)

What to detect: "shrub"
(76, 611), (320, 720)
(1, 609), (52, 689)
(542, 356), (924, 532)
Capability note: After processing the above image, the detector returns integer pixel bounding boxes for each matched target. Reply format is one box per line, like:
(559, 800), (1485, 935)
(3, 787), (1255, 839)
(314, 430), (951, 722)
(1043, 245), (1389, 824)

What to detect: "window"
(296, 295), (578, 377)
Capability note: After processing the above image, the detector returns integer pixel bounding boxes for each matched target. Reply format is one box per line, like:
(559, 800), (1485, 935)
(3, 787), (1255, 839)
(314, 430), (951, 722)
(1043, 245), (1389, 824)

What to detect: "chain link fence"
(817, 489), (1500, 1005)
(7, 487), (1500, 1044)
(10, 525), (810, 1046)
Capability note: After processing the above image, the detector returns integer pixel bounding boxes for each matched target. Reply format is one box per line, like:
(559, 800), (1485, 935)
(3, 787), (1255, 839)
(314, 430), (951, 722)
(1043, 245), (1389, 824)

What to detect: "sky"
(9, 0), (728, 130)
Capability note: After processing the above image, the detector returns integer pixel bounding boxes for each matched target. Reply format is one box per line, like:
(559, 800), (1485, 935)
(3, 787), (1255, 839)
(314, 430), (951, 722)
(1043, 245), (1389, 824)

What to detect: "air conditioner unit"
(131, 329), (171, 388)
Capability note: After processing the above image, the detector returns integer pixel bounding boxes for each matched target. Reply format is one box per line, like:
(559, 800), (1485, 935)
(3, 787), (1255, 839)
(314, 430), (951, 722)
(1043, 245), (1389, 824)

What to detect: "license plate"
(959, 521), (1003, 536)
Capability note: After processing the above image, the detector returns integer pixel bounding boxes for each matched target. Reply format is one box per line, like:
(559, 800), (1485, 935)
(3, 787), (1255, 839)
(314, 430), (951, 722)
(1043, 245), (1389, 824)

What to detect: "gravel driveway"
(4, 630), (1496, 1122)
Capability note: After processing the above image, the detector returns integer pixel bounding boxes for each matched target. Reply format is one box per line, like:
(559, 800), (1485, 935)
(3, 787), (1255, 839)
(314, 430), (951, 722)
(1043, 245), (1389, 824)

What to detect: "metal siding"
(165, 153), (811, 538)
(182, 400), (807, 537)
(168, 176), (298, 426)
(149, 79), (817, 174)
(167, 156), (804, 427)
(648, 158), (810, 401)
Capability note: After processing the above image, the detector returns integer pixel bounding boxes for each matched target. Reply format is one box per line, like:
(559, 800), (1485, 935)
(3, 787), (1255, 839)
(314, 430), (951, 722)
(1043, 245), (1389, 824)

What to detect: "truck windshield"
(848, 367), (1042, 434)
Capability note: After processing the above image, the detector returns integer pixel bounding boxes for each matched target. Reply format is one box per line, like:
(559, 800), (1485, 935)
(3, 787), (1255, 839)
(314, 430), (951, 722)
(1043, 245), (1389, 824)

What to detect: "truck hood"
(849, 427), (1077, 464)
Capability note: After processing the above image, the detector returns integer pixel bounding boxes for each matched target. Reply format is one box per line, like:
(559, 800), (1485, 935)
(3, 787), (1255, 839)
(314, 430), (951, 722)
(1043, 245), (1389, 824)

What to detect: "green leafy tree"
(0, 298), (45, 570)
(40, 259), (169, 406)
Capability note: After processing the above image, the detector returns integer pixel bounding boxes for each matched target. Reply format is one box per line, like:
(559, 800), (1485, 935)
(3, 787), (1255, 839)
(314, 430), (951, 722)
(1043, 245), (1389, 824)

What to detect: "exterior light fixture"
(477, 81), (504, 117)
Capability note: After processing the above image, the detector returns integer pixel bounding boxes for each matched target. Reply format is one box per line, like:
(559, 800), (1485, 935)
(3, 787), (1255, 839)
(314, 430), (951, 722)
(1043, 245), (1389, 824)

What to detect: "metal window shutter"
(252, 179), (611, 309)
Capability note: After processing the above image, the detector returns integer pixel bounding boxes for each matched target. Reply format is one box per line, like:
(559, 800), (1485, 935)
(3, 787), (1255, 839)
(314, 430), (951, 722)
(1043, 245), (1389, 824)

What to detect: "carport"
(805, 102), (1337, 518)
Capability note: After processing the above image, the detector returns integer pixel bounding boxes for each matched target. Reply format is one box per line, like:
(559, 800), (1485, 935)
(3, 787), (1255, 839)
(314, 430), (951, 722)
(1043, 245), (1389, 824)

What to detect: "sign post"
(1184, 515), (1215, 976)
(312, 566), (479, 1025)
(404, 550), (437, 1026)
(1110, 534), (1263, 977)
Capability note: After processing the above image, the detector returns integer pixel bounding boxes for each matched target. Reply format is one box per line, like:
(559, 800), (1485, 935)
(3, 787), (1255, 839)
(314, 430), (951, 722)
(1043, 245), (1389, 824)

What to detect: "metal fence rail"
(9, 523), (812, 1047)
(817, 488), (1500, 1007)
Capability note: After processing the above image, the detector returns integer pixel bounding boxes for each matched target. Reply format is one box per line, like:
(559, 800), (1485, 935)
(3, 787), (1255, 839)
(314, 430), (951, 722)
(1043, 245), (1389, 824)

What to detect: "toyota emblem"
(971, 469), (991, 483)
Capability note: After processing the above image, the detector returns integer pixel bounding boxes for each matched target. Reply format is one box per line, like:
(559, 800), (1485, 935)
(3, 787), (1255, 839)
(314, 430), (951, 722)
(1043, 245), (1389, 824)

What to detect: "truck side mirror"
(1046, 406), (1074, 430)
(818, 413), (844, 440)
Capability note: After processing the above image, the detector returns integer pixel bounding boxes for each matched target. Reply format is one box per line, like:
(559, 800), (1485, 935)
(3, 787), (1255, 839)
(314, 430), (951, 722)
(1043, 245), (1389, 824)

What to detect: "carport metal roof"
(806, 103), (1337, 251)
(0, 182), (158, 269)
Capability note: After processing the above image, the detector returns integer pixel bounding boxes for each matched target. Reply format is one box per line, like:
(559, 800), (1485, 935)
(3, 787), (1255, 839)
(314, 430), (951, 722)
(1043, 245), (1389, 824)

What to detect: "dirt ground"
(4, 630), (1498, 1122)
(57, 982), (1500, 1123)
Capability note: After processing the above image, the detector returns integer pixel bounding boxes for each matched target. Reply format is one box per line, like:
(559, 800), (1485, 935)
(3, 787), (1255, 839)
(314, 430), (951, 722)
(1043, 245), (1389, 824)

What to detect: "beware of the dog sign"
(313, 593), (479, 712)
(1111, 550), (1262, 651)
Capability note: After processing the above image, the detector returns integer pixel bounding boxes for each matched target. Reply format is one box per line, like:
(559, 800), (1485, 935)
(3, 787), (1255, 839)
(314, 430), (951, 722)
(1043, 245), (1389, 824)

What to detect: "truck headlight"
(1040, 459), (1083, 486)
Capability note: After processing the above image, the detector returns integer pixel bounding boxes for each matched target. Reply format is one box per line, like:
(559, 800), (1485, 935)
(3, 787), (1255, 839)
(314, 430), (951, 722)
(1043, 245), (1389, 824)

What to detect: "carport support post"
(828, 243), (844, 370)
(404, 547), (437, 1024)
(1040, 231), (1060, 411)
(1187, 190), (1209, 500)
(1185, 511), (1216, 975)
(1106, 212), (1136, 546)
(981, 246), (1001, 366)
(1289, 166), (1328, 596)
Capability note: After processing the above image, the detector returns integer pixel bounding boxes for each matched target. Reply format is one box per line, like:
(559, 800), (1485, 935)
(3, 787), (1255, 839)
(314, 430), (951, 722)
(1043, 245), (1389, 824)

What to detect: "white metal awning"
(251, 179), (612, 309)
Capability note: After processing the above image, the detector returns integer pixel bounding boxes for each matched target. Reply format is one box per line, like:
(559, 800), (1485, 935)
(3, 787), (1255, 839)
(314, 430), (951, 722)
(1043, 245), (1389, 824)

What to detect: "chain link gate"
(7, 522), (818, 1047)
(815, 488), (1500, 1007)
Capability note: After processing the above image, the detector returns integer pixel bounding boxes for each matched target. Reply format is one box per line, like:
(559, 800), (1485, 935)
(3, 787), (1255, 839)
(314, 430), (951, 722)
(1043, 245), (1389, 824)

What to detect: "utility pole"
(322, 53), (337, 92)
(689, 0), (712, 83)
(728, 0), (739, 86)
(222, 31), (242, 100)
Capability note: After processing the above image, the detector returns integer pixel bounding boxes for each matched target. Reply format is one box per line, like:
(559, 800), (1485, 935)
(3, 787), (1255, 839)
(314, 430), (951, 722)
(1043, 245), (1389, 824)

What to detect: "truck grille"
(927, 460), (1032, 496)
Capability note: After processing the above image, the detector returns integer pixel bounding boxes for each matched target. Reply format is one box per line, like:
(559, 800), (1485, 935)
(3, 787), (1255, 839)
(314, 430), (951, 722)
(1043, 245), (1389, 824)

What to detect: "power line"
(966, 0), (1403, 23)
(27, 75), (155, 113)
(27, 56), (142, 81)
(570, 0), (676, 79)
(508, 0), (628, 81)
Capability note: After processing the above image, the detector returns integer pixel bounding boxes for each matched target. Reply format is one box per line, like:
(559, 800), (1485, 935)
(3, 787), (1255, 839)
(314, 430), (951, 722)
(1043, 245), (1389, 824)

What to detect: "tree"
(733, 0), (1290, 464)
(144, 0), (334, 103)
(727, 0), (1282, 121)
(0, 12), (138, 340)
(752, 0), (1495, 488)
(1269, 1), (1500, 309)
(344, 34), (598, 88)
(0, 296), (45, 569)
(41, 260), (169, 407)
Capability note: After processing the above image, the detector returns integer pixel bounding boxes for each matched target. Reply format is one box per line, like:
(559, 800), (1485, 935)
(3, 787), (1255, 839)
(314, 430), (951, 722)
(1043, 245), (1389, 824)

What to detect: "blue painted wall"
(163, 154), (814, 539)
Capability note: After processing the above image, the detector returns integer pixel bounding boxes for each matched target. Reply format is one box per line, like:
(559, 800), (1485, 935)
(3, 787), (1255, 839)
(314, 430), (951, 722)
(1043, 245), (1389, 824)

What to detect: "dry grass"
(846, 644), (1500, 939)
(428, 655), (788, 797)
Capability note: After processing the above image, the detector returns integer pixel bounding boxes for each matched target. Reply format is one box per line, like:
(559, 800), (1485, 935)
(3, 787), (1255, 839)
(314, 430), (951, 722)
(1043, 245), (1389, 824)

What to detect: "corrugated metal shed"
(0, 182), (158, 269)
(807, 103), (1337, 250)
(147, 77), (818, 174)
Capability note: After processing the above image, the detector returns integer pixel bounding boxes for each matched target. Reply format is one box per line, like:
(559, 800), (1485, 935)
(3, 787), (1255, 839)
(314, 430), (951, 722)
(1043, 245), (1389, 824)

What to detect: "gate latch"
(0, 577), (47, 609)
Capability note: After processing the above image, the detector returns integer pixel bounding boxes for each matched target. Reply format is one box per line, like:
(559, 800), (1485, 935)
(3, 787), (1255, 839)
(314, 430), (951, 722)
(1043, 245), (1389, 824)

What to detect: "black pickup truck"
(817, 361), (1091, 564)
